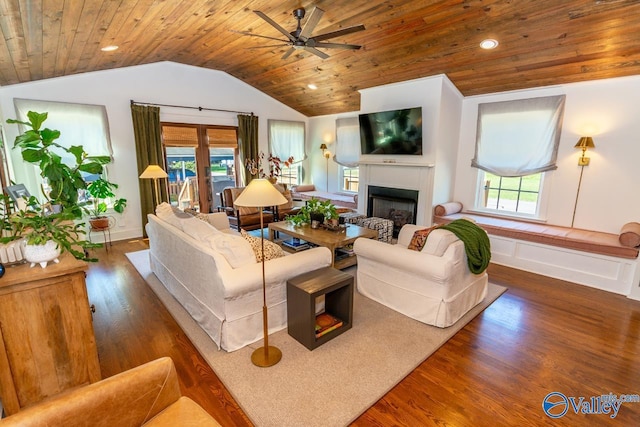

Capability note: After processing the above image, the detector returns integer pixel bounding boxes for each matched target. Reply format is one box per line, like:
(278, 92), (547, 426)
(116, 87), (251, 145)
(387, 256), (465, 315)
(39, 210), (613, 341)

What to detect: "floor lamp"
(139, 165), (168, 207)
(234, 179), (287, 367)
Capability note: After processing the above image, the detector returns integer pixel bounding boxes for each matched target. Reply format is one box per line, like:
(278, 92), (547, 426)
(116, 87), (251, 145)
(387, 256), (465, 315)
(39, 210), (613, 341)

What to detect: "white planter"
(23, 240), (62, 268)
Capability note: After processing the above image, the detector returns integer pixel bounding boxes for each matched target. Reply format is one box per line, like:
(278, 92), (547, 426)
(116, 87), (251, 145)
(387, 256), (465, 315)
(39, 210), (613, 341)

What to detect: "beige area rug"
(126, 250), (506, 427)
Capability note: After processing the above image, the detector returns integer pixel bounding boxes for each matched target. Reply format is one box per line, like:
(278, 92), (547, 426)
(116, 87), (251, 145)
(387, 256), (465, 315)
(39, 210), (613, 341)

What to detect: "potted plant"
(5, 111), (114, 262)
(10, 197), (99, 266)
(84, 178), (127, 229)
(286, 198), (338, 227)
(7, 111), (111, 218)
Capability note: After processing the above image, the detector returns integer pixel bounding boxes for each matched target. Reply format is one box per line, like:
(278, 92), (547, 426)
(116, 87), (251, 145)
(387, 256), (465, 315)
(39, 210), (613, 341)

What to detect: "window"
(342, 167), (359, 192)
(162, 123), (238, 213)
(472, 95), (565, 218)
(269, 120), (305, 186)
(13, 99), (113, 202)
(335, 117), (360, 192)
(479, 172), (542, 215)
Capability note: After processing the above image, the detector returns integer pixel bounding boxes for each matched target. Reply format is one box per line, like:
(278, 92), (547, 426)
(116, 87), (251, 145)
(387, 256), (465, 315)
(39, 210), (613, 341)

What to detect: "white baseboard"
(488, 235), (640, 297)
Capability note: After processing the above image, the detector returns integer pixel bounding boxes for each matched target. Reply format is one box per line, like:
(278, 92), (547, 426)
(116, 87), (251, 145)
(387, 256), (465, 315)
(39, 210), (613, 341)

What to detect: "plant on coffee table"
(286, 198), (337, 226)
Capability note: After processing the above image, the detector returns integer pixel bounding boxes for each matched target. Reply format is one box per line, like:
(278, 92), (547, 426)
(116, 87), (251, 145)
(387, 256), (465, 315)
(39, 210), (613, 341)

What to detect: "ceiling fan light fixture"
(480, 39), (499, 50)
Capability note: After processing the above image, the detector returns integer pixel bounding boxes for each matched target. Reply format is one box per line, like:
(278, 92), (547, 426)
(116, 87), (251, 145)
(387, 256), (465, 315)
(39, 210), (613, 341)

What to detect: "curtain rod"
(130, 99), (253, 116)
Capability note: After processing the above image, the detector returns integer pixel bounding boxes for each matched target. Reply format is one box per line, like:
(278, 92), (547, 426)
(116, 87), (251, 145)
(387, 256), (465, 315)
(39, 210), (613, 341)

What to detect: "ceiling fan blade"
(229, 30), (287, 43)
(304, 46), (329, 59)
(312, 24), (366, 42)
(299, 7), (324, 41)
(281, 47), (296, 59)
(254, 10), (297, 42)
(315, 42), (362, 50)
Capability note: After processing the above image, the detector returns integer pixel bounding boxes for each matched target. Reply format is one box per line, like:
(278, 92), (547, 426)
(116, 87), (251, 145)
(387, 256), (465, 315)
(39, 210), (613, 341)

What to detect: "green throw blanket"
(439, 219), (491, 274)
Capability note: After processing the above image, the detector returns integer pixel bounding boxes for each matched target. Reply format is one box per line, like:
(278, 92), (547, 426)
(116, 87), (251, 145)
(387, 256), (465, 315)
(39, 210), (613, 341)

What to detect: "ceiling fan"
(233, 7), (365, 59)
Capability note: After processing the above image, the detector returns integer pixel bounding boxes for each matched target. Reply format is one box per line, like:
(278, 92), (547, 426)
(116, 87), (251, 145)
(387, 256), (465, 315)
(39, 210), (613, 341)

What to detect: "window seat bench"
(434, 212), (640, 297)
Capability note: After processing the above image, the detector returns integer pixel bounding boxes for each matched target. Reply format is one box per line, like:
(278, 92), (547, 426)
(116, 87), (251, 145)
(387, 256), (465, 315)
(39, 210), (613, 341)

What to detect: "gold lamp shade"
(574, 137), (595, 150)
(575, 137), (595, 166)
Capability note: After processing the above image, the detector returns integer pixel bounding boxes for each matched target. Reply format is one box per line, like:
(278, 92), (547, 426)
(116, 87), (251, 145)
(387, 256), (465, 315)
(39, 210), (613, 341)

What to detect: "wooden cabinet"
(0, 253), (101, 415)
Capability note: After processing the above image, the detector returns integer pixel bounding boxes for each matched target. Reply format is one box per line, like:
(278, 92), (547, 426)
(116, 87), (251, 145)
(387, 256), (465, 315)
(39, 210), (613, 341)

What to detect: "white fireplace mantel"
(358, 163), (436, 227)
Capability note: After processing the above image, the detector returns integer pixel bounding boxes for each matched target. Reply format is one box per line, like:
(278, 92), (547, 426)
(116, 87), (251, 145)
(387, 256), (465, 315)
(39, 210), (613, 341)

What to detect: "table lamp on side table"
(234, 178), (287, 367)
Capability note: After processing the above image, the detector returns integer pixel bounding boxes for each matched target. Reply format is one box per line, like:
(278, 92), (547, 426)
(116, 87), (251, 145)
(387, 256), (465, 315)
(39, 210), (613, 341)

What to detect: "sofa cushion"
(240, 229), (285, 262)
(205, 233), (256, 268)
(182, 217), (220, 242)
(423, 229), (459, 256)
(156, 203), (191, 230)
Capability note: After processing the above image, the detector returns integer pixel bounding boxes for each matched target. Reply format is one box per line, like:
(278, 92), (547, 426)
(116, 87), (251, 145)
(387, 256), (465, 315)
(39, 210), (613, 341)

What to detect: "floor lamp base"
(251, 346), (282, 367)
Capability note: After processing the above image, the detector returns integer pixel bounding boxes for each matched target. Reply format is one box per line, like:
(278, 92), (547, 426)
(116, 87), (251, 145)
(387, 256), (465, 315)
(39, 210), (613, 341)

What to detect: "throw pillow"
(240, 229), (285, 262)
(407, 227), (436, 251)
(231, 187), (259, 216)
(278, 189), (294, 210)
(206, 233), (256, 268)
(619, 222), (640, 247)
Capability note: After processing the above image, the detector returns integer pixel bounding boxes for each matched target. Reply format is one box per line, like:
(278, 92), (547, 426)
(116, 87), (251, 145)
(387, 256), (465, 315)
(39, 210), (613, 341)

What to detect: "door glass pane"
(166, 146), (199, 211)
(210, 147), (236, 208)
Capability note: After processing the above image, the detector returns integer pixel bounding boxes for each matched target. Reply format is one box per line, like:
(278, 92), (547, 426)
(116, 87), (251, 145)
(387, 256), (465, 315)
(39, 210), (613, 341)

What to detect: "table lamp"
(139, 165), (168, 206)
(234, 178), (287, 367)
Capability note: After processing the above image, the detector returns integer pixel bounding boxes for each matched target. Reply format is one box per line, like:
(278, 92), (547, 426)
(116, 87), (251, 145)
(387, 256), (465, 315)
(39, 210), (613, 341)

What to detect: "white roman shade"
(268, 120), (306, 163)
(471, 95), (566, 177)
(334, 117), (360, 167)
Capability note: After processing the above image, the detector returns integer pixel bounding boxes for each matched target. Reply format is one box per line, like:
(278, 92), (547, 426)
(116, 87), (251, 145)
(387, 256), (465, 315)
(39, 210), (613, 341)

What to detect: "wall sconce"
(571, 136), (596, 227)
(574, 136), (595, 166)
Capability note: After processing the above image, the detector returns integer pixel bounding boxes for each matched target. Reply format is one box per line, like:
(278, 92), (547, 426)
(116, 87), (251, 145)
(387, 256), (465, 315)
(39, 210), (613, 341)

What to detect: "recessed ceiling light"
(480, 39), (499, 50)
(101, 45), (119, 52)
(307, 83), (318, 90)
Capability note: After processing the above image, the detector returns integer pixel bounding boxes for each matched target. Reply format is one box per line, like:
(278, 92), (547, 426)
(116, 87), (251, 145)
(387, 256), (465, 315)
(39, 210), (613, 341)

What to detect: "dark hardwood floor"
(88, 239), (640, 426)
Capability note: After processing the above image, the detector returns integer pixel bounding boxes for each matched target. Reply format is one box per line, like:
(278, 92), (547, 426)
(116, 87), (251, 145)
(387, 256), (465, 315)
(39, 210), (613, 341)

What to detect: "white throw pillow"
(182, 217), (220, 242)
(422, 229), (459, 256)
(155, 203), (189, 230)
(206, 233), (256, 268)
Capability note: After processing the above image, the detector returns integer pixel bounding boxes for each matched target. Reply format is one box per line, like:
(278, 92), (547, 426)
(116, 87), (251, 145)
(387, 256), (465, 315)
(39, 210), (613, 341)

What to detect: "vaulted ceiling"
(1, 0), (640, 117)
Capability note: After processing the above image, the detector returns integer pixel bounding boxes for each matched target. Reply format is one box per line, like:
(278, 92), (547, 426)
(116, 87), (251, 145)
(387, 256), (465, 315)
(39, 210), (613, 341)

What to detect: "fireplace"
(367, 186), (419, 237)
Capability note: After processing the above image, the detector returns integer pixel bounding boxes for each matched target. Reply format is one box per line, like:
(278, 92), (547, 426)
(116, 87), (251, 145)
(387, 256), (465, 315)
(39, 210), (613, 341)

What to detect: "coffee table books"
(282, 238), (310, 251)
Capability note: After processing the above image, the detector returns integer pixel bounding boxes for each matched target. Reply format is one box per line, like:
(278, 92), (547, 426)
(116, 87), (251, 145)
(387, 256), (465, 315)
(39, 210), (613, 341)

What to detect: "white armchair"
(353, 224), (488, 327)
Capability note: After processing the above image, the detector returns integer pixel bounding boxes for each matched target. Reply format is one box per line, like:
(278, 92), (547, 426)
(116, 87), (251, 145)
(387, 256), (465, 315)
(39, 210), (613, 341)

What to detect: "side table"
(287, 267), (354, 350)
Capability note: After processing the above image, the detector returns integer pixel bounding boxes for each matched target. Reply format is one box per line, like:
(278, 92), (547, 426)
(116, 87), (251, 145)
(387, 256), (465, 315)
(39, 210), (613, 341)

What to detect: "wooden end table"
(287, 267), (354, 350)
(268, 221), (378, 269)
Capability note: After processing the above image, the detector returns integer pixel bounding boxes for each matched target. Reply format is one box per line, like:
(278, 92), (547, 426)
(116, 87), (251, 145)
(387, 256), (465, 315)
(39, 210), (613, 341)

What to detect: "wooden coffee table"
(268, 221), (378, 269)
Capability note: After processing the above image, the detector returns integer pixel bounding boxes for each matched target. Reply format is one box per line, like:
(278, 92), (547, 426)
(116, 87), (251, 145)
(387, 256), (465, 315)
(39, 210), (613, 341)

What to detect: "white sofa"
(353, 224), (488, 327)
(146, 205), (332, 352)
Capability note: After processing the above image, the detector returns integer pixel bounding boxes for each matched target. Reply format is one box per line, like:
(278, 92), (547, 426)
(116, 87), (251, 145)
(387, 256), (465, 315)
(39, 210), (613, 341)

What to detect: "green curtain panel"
(237, 114), (259, 185)
(131, 104), (165, 235)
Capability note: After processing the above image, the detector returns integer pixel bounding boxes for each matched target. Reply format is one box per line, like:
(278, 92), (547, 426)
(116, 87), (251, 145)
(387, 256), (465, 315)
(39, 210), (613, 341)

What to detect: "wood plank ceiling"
(1, 0), (639, 117)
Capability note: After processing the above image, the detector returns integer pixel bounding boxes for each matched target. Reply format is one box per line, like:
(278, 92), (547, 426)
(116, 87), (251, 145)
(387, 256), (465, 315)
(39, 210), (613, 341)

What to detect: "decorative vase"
(23, 240), (61, 268)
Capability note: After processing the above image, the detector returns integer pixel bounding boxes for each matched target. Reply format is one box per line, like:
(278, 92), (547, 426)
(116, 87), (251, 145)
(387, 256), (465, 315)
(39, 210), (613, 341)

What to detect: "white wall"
(0, 61), (306, 240)
(453, 75), (640, 234)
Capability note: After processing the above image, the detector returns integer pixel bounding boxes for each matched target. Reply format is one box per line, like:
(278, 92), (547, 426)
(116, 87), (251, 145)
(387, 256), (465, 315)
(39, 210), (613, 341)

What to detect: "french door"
(161, 123), (238, 213)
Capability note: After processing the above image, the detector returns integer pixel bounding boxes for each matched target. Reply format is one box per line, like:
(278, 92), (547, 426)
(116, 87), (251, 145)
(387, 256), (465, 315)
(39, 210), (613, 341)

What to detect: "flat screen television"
(359, 107), (422, 155)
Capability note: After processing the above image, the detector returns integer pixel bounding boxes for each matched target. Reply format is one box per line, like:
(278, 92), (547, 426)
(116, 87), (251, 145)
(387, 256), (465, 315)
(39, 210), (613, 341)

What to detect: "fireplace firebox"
(367, 186), (419, 237)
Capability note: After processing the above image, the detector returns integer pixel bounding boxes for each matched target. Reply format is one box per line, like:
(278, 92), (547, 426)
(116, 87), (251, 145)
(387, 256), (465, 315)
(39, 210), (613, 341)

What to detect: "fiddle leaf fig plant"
(7, 111), (111, 216)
